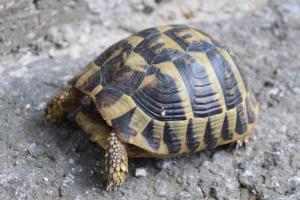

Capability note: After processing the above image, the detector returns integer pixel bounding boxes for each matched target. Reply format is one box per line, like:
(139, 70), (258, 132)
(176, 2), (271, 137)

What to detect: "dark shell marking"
(204, 118), (218, 149)
(207, 47), (243, 110)
(235, 103), (248, 135)
(141, 120), (160, 150)
(111, 108), (137, 140)
(163, 122), (181, 154)
(221, 114), (233, 141)
(186, 119), (200, 152)
(74, 25), (258, 155)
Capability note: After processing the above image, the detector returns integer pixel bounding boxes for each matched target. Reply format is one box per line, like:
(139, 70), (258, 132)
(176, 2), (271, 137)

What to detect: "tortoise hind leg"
(235, 136), (250, 150)
(105, 132), (128, 191)
(45, 87), (82, 123)
(227, 135), (250, 153)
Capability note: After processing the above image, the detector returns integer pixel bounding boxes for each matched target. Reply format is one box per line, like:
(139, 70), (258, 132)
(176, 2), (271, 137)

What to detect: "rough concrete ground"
(0, 0), (299, 199)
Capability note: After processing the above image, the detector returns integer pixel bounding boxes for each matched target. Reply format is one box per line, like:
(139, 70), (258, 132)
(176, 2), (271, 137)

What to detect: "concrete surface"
(0, 0), (299, 199)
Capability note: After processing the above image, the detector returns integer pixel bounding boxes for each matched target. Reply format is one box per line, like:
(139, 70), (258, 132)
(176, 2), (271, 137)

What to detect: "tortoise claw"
(228, 136), (250, 153)
(237, 136), (249, 150)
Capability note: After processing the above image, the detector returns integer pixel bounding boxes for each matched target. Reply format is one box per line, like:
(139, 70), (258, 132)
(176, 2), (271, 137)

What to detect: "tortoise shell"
(73, 25), (259, 156)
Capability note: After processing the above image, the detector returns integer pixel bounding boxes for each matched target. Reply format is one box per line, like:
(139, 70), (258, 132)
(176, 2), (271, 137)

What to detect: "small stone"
(78, 166), (83, 172)
(183, 10), (196, 19)
(69, 158), (74, 164)
(176, 191), (191, 200)
(43, 177), (49, 182)
(251, 188), (257, 195)
(279, 125), (288, 134)
(24, 104), (31, 110)
(155, 179), (170, 197)
(48, 48), (56, 58)
(27, 142), (44, 158)
(268, 87), (280, 98)
(13, 160), (19, 166)
(155, 160), (175, 169)
(289, 176), (300, 189)
(135, 167), (148, 177)
(36, 102), (46, 111)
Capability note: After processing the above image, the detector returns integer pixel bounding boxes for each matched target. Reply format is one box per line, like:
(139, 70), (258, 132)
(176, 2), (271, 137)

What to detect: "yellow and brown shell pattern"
(74, 25), (259, 156)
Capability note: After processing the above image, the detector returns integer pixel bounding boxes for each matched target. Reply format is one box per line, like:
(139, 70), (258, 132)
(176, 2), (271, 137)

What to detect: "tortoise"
(45, 24), (259, 191)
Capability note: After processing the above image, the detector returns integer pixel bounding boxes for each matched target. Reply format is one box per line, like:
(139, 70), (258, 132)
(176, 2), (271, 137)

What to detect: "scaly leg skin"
(105, 133), (128, 191)
(45, 87), (81, 123)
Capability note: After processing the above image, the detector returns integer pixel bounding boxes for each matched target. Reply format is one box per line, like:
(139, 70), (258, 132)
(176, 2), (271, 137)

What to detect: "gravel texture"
(0, 0), (299, 199)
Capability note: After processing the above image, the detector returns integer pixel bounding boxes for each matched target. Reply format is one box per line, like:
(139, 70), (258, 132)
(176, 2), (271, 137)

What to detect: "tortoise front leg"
(45, 87), (82, 123)
(105, 132), (128, 191)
